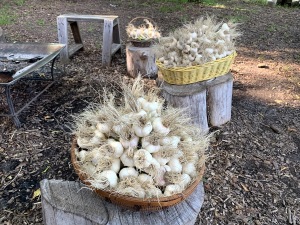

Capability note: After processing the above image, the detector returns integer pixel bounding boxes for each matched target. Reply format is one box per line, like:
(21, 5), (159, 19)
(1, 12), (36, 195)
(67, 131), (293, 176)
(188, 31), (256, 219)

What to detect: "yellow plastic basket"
(156, 51), (237, 85)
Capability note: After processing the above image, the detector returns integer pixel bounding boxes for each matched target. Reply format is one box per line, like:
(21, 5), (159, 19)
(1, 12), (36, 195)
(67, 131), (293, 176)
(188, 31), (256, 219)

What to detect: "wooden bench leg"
(57, 16), (69, 63)
(70, 21), (83, 44)
(113, 19), (121, 54)
(102, 19), (114, 67)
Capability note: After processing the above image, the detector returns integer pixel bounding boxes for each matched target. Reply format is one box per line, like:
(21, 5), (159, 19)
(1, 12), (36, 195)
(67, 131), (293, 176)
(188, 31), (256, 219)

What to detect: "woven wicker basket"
(71, 138), (205, 211)
(156, 52), (237, 85)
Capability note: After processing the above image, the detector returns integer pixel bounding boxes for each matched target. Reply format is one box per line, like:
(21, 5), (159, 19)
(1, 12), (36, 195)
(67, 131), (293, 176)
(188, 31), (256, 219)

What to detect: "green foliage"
(159, 4), (183, 12)
(267, 24), (277, 32)
(37, 19), (45, 26)
(14, 0), (26, 6)
(0, 6), (15, 25)
(201, 0), (218, 6)
(227, 14), (249, 23)
(243, 0), (268, 5)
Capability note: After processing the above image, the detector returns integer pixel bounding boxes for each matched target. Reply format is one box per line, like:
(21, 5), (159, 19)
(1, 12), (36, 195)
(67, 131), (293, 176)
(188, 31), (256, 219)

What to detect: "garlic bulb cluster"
(126, 18), (161, 41)
(155, 16), (240, 68)
(73, 77), (209, 198)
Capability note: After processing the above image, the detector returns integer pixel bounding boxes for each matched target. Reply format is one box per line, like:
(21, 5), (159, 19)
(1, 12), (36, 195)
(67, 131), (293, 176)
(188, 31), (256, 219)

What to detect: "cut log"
(208, 74), (233, 127)
(163, 84), (209, 134)
(161, 73), (233, 133)
(40, 179), (204, 225)
(126, 44), (157, 78)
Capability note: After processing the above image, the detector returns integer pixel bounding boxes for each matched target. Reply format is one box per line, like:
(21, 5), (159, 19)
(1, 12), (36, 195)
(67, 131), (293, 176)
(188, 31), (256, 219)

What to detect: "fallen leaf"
(32, 188), (41, 200)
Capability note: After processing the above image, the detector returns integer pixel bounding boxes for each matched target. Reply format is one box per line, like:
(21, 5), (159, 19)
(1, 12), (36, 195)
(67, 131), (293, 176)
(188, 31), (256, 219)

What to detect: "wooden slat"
(58, 15), (119, 26)
(68, 44), (84, 57)
(111, 43), (121, 55)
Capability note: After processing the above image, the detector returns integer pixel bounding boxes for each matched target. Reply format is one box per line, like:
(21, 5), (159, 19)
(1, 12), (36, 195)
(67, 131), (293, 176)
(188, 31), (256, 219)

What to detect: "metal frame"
(0, 43), (65, 127)
(1, 57), (57, 127)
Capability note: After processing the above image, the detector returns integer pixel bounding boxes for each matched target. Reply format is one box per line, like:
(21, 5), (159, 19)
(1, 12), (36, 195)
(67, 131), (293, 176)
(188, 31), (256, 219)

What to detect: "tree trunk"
(208, 74), (233, 126)
(161, 73), (233, 133)
(40, 179), (204, 225)
(126, 44), (157, 78)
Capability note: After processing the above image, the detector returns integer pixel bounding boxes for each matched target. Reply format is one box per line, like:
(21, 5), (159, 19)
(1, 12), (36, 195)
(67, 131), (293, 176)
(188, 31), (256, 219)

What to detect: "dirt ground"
(0, 0), (299, 224)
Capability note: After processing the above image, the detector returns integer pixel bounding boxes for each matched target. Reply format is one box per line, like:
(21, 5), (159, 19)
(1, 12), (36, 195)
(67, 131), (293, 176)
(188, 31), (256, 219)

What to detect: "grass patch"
(0, 6), (15, 25)
(267, 24), (277, 32)
(243, 0), (268, 4)
(201, 0), (219, 6)
(159, 4), (184, 12)
(14, 0), (26, 6)
(227, 14), (249, 23)
(36, 19), (45, 26)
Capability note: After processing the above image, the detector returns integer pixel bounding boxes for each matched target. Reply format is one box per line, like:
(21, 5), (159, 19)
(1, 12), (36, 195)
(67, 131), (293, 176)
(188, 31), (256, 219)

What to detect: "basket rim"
(71, 137), (205, 205)
(156, 51), (237, 71)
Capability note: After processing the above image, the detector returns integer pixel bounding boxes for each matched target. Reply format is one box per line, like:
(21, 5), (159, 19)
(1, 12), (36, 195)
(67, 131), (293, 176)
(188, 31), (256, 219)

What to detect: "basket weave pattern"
(156, 52), (237, 85)
(71, 138), (205, 211)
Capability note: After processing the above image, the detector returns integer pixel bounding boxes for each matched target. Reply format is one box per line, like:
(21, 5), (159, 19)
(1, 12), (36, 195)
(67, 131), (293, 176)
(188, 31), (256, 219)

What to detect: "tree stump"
(126, 44), (157, 78)
(161, 73), (233, 133)
(40, 179), (205, 225)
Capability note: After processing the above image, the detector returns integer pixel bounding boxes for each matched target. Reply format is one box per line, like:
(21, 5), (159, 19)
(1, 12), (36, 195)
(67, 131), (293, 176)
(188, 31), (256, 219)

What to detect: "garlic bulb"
(96, 123), (111, 134)
(133, 148), (152, 168)
(119, 167), (139, 180)
(92, 170), (118, 189)
(164, 184), (183, 196)
(138, 174), (154, 184)
(120, 148), (135, 167)
(107, 139), (124, 158)
(168, 157), (182, 173)
(182, 162), (197, 178)
(152, 117), (170, 135)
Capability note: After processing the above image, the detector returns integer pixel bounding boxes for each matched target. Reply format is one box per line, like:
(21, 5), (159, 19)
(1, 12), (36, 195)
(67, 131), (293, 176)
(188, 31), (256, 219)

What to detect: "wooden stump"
(126, 44), (157, 78)
(40, 179), (205, 225)
(163, 82), (209, 134)
(207, 74), (233, 126)
(162, 73), (233, 133)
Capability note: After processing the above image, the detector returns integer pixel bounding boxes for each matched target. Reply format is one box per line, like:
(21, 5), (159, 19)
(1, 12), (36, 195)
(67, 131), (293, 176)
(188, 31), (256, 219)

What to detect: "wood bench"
(57, 14), (121, 66)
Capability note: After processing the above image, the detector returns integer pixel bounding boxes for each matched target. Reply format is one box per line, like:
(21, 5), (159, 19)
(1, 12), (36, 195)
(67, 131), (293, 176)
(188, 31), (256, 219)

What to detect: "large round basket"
(156, 51), (237, 85)
(71, 138), (205, 211)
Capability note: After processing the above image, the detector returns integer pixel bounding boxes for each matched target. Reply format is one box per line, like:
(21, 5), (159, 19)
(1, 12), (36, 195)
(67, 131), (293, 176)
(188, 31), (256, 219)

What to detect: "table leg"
(5, 86), (21, 128)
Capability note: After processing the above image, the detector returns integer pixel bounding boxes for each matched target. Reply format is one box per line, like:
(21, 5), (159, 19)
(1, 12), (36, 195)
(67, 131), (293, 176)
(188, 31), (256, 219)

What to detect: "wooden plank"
(70, 22), (83, 44)
(112, 18), (121, 45)
(111, 43), (121, 55)
(68, 44), (84, 57)
(102, 19), (114, 66)
(59, 15), (119, 26)
(41, 179), (204, 225)
(57, 16), (69, 62)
